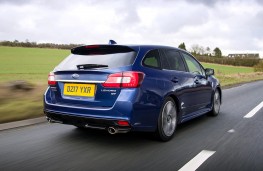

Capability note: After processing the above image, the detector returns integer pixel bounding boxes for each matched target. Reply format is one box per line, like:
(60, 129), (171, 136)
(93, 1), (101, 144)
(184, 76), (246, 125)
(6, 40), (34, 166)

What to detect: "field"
(0, 46), (263, 123)
(202, 63), (254, 74)
(0, 46), (69, 83)
(202, 63), (263, 87)
(0, 46), (69, 123)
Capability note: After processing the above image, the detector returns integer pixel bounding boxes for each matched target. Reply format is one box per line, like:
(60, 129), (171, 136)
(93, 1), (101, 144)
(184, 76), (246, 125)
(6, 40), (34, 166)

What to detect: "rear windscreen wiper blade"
(77, 64), (108, 70)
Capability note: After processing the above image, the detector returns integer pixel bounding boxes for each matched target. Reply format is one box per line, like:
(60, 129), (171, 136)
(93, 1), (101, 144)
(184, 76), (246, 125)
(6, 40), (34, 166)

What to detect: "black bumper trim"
(44, 110), (130, 130)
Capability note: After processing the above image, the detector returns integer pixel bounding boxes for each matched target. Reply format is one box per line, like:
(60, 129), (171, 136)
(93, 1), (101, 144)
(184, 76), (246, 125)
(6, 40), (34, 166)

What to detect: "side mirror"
(205, 68), (214, 76)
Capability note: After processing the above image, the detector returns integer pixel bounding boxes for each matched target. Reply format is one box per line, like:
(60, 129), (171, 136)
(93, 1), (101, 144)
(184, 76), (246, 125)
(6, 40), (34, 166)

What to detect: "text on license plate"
(63, 83), (95, 97)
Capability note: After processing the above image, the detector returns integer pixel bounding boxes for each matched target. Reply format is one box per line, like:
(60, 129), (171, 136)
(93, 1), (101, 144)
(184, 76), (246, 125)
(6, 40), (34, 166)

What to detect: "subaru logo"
(72, 73), (79, 79)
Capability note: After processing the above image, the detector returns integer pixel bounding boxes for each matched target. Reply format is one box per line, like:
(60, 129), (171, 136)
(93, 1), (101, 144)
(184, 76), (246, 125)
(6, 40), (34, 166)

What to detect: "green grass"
(202, 62), (263, 86)
(217, 73), (263, 86)
(202, 63), (254, 74)
(0, 46), (69, 83)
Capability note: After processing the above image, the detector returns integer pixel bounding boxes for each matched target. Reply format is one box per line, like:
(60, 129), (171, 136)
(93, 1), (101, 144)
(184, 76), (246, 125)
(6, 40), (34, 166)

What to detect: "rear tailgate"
(52, 70), (120, 107)
(48, 45), (138, 108)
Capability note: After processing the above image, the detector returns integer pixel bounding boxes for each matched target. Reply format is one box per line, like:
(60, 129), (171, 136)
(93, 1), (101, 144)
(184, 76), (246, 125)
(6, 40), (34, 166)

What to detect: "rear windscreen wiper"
(77, 64), (109, 70)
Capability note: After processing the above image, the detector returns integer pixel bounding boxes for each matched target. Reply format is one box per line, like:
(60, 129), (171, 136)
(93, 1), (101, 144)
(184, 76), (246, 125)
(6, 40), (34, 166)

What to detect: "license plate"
(63, 83), (95, 97)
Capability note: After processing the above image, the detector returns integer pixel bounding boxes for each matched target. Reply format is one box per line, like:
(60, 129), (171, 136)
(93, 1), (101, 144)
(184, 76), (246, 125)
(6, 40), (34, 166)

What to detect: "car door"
(180, 52), (213, 114)
(160, 49), (197, 116)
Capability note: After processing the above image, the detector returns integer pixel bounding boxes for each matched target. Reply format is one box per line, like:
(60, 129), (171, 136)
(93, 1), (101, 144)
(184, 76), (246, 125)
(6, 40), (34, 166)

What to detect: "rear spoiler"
(71, 45), (136, 55)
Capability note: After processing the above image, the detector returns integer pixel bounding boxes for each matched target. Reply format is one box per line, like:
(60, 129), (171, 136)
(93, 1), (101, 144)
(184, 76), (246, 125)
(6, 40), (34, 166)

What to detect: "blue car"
(44, 42), (221, 141)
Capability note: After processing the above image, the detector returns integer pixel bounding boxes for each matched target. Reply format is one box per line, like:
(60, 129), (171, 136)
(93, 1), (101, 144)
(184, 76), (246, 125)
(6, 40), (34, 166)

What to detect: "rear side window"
(142, 49), (161, 69)
(55, 46), (137, 71)
(162, 50), (186, 71)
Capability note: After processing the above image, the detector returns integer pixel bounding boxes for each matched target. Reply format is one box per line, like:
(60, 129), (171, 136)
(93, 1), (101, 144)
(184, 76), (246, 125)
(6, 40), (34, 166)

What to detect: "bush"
(0, 40), (81, 49)
(254, 61), (263, 72)
(195, 56), (260, 67)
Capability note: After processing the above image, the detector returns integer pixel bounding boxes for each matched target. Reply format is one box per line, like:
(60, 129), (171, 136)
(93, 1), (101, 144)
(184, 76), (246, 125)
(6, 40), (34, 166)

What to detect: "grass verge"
(218, 72), (263, 87)
(203, 62), (263, 86)
(0, 84), (46, 124)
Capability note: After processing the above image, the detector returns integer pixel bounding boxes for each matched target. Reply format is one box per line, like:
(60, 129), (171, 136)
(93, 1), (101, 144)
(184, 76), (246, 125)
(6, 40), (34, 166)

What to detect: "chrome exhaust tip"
(108, 127), (117, 135)
(46, 117), (62, 124)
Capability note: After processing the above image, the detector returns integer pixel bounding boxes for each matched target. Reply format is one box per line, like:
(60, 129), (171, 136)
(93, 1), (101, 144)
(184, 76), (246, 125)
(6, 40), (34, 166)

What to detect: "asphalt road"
(1, 81), (263, 171)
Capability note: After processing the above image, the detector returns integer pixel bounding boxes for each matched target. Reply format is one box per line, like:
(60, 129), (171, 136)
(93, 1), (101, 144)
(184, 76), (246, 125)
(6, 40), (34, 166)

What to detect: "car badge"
(72, 73), (79, 79)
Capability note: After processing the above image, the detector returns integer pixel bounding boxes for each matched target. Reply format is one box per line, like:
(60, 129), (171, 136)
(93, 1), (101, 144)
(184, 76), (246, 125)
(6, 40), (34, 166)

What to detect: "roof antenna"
(108, 40), (117, 45)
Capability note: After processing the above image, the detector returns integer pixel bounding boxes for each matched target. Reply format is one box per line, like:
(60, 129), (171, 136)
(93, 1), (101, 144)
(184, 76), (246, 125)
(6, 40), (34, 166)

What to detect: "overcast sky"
(0, 0), (263, 56)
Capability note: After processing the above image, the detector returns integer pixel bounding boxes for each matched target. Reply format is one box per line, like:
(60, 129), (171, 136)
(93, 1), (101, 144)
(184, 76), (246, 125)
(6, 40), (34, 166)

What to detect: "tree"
(190, 44), (199, 55)
(213, 47), (222, 58)
(199, 46), (205, 55)
(178, 42), (186, 50)
(190, 44), (205, 56)
(206, 47), (210, 56)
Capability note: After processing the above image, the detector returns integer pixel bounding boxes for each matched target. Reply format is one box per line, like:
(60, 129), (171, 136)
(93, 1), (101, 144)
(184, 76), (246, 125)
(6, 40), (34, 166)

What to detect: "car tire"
(155, 97), (177, 141)
(208, 89), (221, 116)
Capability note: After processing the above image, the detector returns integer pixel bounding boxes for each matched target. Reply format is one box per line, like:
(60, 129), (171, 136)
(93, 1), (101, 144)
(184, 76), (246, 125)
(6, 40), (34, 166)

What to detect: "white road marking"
(178, 150), (215, 171)
(244, 101), (263, 118)
(227, 129), (235, 133)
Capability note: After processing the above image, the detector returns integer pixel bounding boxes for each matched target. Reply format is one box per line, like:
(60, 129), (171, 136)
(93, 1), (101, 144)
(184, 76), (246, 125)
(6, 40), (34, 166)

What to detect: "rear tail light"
(48, 72), (56, 86)
(102, 71), (145, 88)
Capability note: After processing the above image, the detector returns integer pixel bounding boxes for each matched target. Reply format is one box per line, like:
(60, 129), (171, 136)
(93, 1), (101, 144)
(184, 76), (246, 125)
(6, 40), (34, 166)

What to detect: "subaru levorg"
(44, 42), (221, 141)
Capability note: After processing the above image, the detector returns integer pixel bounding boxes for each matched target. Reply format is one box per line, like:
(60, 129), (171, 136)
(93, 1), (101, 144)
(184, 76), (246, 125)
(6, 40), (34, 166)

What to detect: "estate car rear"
(44, 43), (221, 141)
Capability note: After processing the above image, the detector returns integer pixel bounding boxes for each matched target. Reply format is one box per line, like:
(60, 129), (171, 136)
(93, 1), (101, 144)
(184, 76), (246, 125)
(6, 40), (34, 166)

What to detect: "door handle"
(171, 77), (179, 83)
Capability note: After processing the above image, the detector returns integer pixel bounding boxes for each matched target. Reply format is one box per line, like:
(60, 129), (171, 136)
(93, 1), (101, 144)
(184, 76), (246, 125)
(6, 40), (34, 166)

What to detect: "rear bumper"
(44, 110), (131, 132)
(44, 87), (158, 132)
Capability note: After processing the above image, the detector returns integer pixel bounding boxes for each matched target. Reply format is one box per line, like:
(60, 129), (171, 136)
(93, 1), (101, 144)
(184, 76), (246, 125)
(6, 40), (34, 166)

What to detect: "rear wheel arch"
(166, 94), (181, 123)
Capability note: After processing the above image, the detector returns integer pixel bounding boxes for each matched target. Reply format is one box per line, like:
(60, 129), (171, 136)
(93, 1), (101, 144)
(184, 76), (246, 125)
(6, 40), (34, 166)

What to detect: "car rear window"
(55, 46), (137, 71)
(142, 49), (161, 69)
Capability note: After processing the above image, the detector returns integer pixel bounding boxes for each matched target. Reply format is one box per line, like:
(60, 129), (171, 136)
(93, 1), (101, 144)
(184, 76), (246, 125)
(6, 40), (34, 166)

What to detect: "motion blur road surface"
(1, 81), (263, 171)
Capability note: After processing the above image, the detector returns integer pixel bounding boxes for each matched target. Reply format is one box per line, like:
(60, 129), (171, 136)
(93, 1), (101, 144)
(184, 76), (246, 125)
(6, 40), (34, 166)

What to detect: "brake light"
(102, 71), (145, 88)
(48, 72), (56, 86)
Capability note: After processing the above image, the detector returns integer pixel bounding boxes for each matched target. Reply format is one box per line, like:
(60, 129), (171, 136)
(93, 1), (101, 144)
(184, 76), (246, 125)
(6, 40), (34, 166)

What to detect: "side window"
(142, 49), (161, 68)
(182, 53), (205, 75)
(162, 50), (186, 71)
